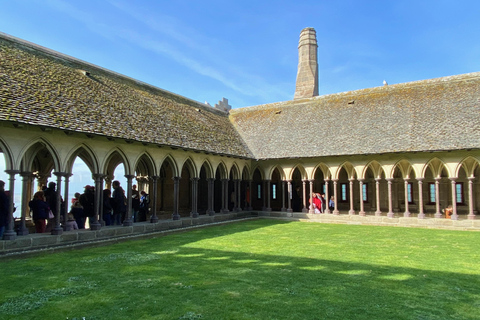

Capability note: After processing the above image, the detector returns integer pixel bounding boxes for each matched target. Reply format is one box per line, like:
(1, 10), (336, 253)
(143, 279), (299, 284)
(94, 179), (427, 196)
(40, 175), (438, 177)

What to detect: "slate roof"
(229, 72), (480, 159)
(0, 33), (253, 158)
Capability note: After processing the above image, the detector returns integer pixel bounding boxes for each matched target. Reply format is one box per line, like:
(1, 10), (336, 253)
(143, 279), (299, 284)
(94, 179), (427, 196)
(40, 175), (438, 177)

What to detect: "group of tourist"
(25, 180), (150, 233)
(309, 193), (335, 213)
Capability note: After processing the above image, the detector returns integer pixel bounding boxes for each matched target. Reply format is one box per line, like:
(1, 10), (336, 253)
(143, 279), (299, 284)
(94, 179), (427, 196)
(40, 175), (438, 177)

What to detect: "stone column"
(150, 176), (159, 223)
(358, 179), (365, 216)
(123, 174), (135, 226)
(221, 179), (229, 213)
(191, 177), (199, 218)
(172, 177), (181, 220)
(3, 170), (20, 240)
(387, 178), (394, 218)
(467, 177), (475, 220)
(450, 178), (458, 220)
(18, 172), (34, 235)
(434, 177), (442, 218)
(417, 178), (425, 219)
(266, 180), (272, 211)
(287, 180), (293, 213)
(332, 179), (339, 215)
(308, 179), (315, 213)
(349, 178), (355, 215)
(404, 178), (410, 217)
(324, 179), (330, 214)
(90, 174), (103, 230)
(302, 180), (308, 212)
(280, 180), (286, 212)
(237, 180), (242, 211)
(62, 173), (73, 231)
(247, 180), (253, 211)
(207, 178), (215, 215)
(375, 178), (382, 216)
(232, 179), (238, 212)
(50, 172), (64, 235)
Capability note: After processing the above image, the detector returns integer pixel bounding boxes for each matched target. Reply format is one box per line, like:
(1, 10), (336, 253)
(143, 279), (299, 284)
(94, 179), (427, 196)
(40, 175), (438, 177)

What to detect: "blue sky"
(1, 0), (479, 109)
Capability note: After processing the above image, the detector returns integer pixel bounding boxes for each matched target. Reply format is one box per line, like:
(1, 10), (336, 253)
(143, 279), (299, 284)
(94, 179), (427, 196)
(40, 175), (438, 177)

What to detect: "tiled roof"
(0, 33), (253, 158)
(230, 72), (480, 159)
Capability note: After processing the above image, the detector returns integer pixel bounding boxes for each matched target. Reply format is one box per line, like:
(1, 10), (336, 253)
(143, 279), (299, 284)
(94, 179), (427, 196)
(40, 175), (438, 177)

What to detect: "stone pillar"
(237, 180), (242, 211)
(123, 174), (135, 226)
(281, 181), (286, 212)
(324, 179), (330, 214)
(358, 179), (365, 216)
(332, 179), (339, 215)
(207, 178), (215, 215)
(172, 177), (181, 220)
(349, 179), (355, 215)
(375, 178), (382, 216)
(387, 178), (394, 218)
(232, 179), (238, 212)
(308, 179), (315, 214)
(150, 176), (159, 223)
(266, 180), (272, 211)
(50, 172), (64, 235)
(90, 174), (103, 230)
(287, 180), (293, 213)
(62, 173), (73, 231)
(18, 172), (34, 235)
(294, 27), (318, 99)
(417, 178), (425, 219)
(247, 180), (253, 211)
(302, 180), (308, 212)
(467, 177), (475, 220)
(3, 170), (20, 240)
(434, 177), (442, 218)
(221, 179), (229, 213)
(404, 178), (410, 217)
(191, 177), (199, 218)
(450, 178), (458, 220)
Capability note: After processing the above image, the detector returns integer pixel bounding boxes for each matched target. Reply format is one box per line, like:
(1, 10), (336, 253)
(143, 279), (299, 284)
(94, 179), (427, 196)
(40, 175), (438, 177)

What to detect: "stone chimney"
(294, 28), (319, 99)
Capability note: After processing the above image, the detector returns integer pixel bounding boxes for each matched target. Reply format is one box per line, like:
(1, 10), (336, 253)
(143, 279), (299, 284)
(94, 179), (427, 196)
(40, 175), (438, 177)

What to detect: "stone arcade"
(0, 28), (479, 250)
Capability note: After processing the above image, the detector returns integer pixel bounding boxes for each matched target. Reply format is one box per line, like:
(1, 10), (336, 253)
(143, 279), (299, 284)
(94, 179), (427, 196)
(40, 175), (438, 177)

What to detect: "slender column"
(237, 180), (242, 211)
(467, 177), (475, 220)
(324, 179), (330, 214)
(417, 178), (425, 219)
(358, 179), (365, 216)
(150, 176), (159, 222)
(191, 177), (199, 218)
(450, 178), (458, 220)
(89, 174), (103, 230)
(332, 179), (339, 215)
(266, 180), (272, 211)
(50, 172), (64, 235)
(123, 174), (135, 225)
(349, 178), (355, 215)
(387, 178), (394, 218)
(171, 177), (181, 220)
(287, 180), (293, 213)
(302, 180), (308, 212)
(18, 172), (34, 235)
(308, 179), (315, 213)
(62, 173), (73, 231)
(232, 179), (238, 212)
(3, 170), (20, 240)
(261, 180), (266, 211)
(375, 178), (382, 216)
(434, 177), (442, 218)
(247, 180), (253, 210)
(221, 179), (229, 213)
(403, 178), (410, 217)
(281, 181), (286, 212)
(207, 178), (215, 215)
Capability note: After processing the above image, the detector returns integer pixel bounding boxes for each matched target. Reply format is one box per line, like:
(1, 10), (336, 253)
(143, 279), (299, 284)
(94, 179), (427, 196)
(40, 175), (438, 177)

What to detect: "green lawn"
(0, 219), (479, 319)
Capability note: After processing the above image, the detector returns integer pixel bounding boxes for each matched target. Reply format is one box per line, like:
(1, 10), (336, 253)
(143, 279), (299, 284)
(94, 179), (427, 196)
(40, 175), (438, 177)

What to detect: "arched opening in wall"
(228, 166), (239, 211)
(271, 168), (282, 211)
(69, 157), (95, 205)
(457, 165), (469, 215)
(252, 168), (263, 211)
(424, 164), (448, 215)
(0, 152), (22, 218)
(158, 160), (174, 218)
(179, 163), (192, 216)
(337, 167), (350, 212)
(134, 154), (155, 222)
(198, 165), (208, 214)
(213, 164), (226, 213)
(291, 167), (303, 212)
(363, 166), (376, 213)
(392, 166), (417, 213)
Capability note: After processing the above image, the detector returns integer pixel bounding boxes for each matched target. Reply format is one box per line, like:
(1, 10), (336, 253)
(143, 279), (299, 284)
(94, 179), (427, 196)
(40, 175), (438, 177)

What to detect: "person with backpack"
(138, 190), (150, 222)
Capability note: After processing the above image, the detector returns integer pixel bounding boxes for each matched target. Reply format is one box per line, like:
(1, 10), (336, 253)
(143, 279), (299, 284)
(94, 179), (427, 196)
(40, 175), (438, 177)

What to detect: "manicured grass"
(0, 219), (479, 319)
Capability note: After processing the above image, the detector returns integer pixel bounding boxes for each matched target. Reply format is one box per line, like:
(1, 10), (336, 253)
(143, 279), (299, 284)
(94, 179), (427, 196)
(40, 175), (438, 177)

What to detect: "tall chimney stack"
(294, 28), (319, 99)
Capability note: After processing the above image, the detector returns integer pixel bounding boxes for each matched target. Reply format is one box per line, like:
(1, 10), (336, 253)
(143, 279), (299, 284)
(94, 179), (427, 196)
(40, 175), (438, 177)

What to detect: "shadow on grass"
(0, 219), (479, 319)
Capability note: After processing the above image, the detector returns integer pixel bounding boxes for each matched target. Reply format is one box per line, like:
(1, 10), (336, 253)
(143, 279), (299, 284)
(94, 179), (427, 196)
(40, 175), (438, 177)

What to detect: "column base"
(17, 226), (29, 236)
(349, 210), (355, 215)
(387, 212), (395, 218)
(51, 227), (63, 235)
(417, 213), (425, 219)
(403, 212), (411, 218)
(172, 213), (181, 220)
(359, 211), (366, 216)
(3, 230), (17, 240)
(90, 222), (102, 230)
(150, 216), (159, 223)
(434, 213), (442, 219)
(208, 211), (216, 216)
(123, 219), (133, 226)
(375, 211), (382, 216)
(467, 214), (476, 220)
(451, 214), (458, 220)
(333, 210), (339, 215)
(191, 212), (199, 218)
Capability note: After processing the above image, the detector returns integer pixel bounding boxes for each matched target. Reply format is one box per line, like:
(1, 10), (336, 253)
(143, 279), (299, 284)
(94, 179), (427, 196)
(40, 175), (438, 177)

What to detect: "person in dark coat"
(29, 191), (49, 233)
(112, 180), (126, 225)
(103, 189), (113, 226)
(0, 180), (10, 238)
(43, 181), (57, 232)
(71, 192), (85, 229)
(79, 185), (95, 227)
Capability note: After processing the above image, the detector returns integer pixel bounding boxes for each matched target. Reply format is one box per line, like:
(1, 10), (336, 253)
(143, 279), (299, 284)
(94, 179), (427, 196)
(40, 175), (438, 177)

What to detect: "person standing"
(112, 180), (126, 225)
(131, 185), (140, 222)
(79, 185), (95, 228)
(29, 191), (49, 233)
(0, 180), (9, 238)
